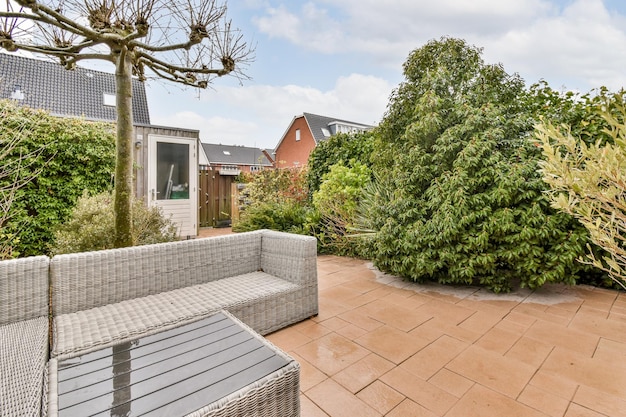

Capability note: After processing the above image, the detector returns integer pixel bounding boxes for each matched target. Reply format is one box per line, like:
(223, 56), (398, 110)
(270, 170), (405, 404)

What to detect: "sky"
(139, 0), (626, 149)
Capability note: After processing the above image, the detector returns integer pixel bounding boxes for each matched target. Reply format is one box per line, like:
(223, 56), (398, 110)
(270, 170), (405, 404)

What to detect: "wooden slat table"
(49, 311), (300, 416)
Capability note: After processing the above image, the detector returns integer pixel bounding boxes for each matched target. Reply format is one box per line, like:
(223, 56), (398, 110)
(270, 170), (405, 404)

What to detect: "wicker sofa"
(49, 229), (318, 359)
(0, 256), (50, 417)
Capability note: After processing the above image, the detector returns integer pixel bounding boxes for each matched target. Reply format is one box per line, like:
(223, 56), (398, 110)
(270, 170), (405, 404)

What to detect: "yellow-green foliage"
(313, 162), (371, 225)
(52, 191), (179, 254)
(537, 92), (626, 290)
(312, 162), (371, 256)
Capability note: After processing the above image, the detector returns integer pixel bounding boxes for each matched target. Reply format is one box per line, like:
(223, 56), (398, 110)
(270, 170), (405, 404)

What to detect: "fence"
(198, 170), (234, 227)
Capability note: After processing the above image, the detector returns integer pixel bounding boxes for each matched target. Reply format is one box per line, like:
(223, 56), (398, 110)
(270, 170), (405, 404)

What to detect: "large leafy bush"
(0, 100), (116, 256)
(363, 37), (594, 292)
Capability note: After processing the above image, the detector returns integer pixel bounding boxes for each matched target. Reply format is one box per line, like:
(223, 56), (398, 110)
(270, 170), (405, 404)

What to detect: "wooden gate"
(198, 170), (234, 227)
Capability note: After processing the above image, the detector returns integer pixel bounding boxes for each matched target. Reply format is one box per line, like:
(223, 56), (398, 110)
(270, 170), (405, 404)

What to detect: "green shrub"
(239, 167), (308, 205)
(52, 191), (178, 254)
(307, 131), (374, 194)
(363, 37), (596, 292)
(232, 200), (313, 235)
(234, 167), (312, 235)
(312, 162), (371, 256)
(0, 100), (115, 256)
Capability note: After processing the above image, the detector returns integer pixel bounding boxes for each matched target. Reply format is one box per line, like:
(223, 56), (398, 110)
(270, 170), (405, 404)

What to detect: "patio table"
(47, 311), (300, 416)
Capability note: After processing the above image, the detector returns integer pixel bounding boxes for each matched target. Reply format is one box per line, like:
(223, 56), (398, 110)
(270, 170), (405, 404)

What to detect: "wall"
(274, 116), (317, 168)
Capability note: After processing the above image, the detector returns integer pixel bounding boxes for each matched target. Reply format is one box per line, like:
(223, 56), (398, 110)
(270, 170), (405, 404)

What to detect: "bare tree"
(0, 99), (45, 259)
(0, 0), (252, 247)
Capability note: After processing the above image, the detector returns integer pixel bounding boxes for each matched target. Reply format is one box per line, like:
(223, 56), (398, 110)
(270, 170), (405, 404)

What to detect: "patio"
(267, 255), (626, 417)
(197, 228), (626, 416)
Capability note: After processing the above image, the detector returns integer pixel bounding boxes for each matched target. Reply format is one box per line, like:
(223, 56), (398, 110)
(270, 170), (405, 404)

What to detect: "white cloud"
(252, 0), (552, 63)
(482, 0), (626, 90)
(150, 73), (393, 149)
(252, 0), (626, 90)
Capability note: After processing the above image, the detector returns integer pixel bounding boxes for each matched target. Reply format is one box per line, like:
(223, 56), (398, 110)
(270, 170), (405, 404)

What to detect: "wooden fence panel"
(198, 171), (234, 227)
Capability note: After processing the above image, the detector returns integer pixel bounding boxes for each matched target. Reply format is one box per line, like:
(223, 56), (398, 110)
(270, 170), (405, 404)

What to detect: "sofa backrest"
(0, 255), (50, 326)
(50, 231), (263, 316)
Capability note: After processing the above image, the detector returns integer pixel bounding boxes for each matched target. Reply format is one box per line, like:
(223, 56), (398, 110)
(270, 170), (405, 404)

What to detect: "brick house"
(273, 112), (373, 168)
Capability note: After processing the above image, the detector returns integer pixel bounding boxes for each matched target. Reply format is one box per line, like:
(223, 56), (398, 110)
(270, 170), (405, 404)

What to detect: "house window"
(10, 85), (24, 100)
(103, 92), (116, 107)
(250, 165), (263, 173)
(295, 129), (301, 141)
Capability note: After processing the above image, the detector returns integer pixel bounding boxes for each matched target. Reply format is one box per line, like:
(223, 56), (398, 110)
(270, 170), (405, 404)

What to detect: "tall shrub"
(0, 101), (115, 256)
(364, 37), (593, 292)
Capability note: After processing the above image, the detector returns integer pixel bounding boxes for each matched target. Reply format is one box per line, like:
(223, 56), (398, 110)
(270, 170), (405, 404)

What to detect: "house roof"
(201, 143), (273, 166)
(302, 112), (374, 144)
(0, 53), (151, 125)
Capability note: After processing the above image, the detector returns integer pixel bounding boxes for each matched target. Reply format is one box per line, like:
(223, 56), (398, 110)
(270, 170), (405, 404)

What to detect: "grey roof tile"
(202, 143), (272, 166)
(303, 112), (374, 143)
(0, 53), (150, 124)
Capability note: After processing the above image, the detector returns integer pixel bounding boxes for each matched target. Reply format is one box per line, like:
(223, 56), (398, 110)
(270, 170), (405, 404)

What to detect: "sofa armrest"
(260, 230), (317, 288)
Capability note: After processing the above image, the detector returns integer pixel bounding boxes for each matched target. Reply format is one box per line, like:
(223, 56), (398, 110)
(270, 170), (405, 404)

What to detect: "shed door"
(148, 135), (197, 237)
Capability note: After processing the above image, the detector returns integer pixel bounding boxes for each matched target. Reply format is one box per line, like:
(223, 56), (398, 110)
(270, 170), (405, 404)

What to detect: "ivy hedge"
(0, 100), (116, 256)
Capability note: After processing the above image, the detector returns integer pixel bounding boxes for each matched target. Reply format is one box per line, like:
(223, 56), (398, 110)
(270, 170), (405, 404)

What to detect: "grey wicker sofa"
(0, 256), (50, 417)
(49, 229), (318, 359)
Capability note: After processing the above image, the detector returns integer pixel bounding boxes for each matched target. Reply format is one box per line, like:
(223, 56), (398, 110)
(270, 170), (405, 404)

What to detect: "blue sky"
(145, 0), (626, 150)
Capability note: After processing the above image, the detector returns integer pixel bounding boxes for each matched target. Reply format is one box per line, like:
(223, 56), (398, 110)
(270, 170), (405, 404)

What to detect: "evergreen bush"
(362, 37), (595, 292)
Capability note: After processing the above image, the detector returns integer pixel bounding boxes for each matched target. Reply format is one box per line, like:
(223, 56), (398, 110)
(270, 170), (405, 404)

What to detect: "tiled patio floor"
(265, 255), (626, 417)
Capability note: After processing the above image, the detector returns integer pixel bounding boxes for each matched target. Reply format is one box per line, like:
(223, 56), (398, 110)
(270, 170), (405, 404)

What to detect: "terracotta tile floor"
(197, 229), (626, 416)
(265, 255), (626, 417)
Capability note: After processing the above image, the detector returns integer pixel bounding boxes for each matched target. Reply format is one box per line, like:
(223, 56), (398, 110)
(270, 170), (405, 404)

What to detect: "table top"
(56, 311), (292, 416)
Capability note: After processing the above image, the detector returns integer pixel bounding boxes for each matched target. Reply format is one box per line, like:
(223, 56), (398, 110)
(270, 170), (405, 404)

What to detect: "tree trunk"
(113, 49), (134, 247)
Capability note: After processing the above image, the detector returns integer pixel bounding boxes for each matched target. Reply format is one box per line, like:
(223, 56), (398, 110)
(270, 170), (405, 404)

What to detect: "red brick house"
(273, 113), (373, 168)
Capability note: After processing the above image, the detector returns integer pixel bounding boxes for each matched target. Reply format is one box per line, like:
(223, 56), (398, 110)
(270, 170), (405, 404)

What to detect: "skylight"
(223, 151), (231, 155)
(11, 85), (24, 100)
(103, 92), (116, 107)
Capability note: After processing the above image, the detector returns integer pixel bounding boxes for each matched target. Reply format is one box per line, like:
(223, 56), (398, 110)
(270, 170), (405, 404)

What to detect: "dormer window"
(103, 92), (116, 107)
(11, 85), (24, 100)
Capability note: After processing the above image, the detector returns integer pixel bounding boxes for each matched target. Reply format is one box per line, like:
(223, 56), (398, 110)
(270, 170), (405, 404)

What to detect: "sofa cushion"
(52, 272), (299, 358)
(0, 317), (48, 417)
